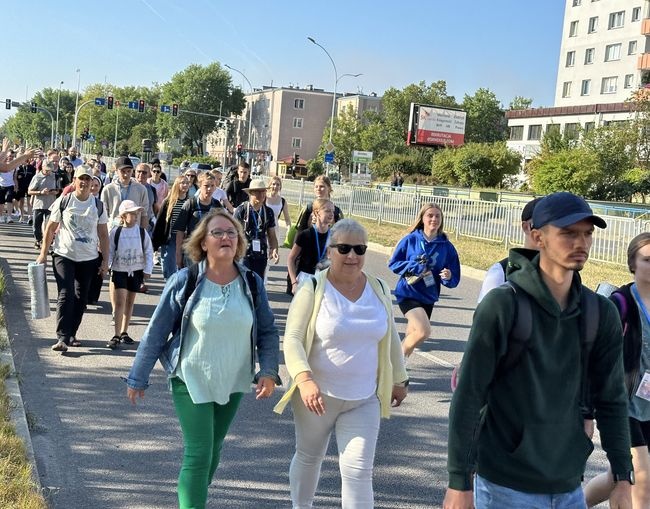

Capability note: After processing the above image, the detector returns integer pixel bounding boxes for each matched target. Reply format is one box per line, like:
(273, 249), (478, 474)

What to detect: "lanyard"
(249, 205), (265, 239)
(632, 284), (650, 325)
(313, 226), (329, 262)
(120, 181), (131, 201)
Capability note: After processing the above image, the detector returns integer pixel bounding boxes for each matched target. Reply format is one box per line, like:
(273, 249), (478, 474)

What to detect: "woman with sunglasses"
(184, 170), (199, 198)
(275, 218), (408, 508)
(389, 202), (461, 357)
(127, 209), (279, 509)
(148, 164), (169, 208)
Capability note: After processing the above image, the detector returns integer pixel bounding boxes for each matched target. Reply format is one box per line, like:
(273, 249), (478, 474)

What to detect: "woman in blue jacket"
(125, 209), (280, 509)
(389, 202), (460, 357)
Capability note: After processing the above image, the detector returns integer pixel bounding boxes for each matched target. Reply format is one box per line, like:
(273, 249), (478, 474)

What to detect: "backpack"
(113, 225), (146, 255)
(173, 264), (259, 335)
(610, 291), (629, 335)
(59, 193), (104, 218)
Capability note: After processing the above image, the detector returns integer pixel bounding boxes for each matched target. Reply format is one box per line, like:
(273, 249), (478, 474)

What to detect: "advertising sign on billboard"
(407, 103), (466, 147)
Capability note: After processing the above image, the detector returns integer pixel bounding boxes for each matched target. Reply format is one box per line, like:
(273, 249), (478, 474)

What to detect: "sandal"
(107, 336), (120, 350)
(51, 341), (68, 352)
(69, 337), (82, 347)
(120, 332), (135, 345)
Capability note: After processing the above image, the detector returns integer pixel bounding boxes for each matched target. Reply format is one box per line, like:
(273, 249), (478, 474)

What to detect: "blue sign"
(324, 152), (334, 163)
(94, 97), (106, 106)
(87, 135), (95, 142)
(160, 105), (171, 113)
(128, 101), (138, 110)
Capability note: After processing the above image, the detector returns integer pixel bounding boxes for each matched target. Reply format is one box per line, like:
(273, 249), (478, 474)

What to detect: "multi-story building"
(507, 0), (650, 162)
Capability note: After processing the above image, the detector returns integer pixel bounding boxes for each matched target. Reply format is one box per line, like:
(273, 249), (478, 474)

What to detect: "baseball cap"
(532, 192), (607, 230)
(521, 197), (543, 222)
(74, 165), (93, 179)
(115, 156), (134, 171)
(118, 199), (143, 215)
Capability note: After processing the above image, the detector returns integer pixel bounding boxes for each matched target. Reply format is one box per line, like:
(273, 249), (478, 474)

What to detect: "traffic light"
(5, 99), (10, 110)
(172, 103), (178, 116)
(237, 144), (243, 157)
(138, 99), (145, 112)
(107, 96), (114, 110)
(293, 153), (300, 166)
(30, 102), (37, 113)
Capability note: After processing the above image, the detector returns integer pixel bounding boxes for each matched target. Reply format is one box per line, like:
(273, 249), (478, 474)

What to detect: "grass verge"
(287, 203), (631, 290)
(0, 268), (47, 509)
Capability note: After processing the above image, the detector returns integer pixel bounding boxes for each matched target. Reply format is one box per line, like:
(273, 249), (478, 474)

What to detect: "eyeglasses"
(330, 244), (367, 255)
(208, 229), (238, 239)
(152, 170), (161, 174)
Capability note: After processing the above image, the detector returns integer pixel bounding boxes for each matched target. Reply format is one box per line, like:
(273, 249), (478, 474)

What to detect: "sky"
(0, 0), (566, 127)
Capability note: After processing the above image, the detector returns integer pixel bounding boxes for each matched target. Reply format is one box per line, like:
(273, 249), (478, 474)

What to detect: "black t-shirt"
(234, 203), (276, 258)
(295, 227), (330, 275)
(173, 196), (222, 236)
(15, 164), (37, 192)
(226, 178), (251, 208)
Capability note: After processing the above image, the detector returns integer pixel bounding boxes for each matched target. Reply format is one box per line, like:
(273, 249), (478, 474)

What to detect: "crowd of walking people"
(3, 140), (648, 508)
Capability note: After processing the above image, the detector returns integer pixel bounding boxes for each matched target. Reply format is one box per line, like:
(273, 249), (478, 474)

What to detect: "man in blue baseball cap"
(445, 192), (632, 508)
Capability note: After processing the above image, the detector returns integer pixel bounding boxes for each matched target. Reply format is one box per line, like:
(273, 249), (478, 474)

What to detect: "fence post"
(455, 197), (461, 241)
(504, 206), (513, 250)
(348, 184), (356, 217)
(298, 178), (306, 208)
(378, 188), (385, 226)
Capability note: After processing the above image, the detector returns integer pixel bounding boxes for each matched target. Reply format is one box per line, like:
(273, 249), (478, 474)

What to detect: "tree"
(528, 148), (600, 196)
(320, 104), (364, 177)
(509, 96), (534, 110)
(157, 63), (245, 155)
(461, 88), (507, 143)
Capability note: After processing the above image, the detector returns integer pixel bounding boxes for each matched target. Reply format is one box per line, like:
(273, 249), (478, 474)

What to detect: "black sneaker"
(120, 332), (135, 345)
(107, 336), (120, 350)
(34, 241), (41, 249)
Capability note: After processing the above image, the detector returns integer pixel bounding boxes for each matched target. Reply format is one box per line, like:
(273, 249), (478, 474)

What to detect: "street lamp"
(225, 64), (253, 163)
(308, 36), (362, 172)
(72, 68), (81, 148)
(55, 81), (63, 148)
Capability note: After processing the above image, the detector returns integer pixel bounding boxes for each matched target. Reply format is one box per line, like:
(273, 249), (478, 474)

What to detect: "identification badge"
(252, 239), (261, 252)
(423, 271), (435, 287)
(636, 371), (650, 402)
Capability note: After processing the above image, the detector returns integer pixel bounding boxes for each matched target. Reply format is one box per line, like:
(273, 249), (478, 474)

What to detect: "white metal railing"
(281, 179), (650, 266)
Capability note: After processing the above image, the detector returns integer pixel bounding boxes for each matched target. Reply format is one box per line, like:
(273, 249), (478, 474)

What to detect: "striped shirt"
(169, 196), (188, 233)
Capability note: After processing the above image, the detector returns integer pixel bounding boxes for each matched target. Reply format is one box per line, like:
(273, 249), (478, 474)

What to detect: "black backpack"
(59, 193), (104, 217)
(113, 225), (146, 254)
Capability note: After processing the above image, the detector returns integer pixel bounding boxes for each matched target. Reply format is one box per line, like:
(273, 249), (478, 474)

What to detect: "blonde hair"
(313, 175), (333, 197)
(312, 198), (332, 213)
(197, 172), (215, 185)
(166, 175), (189, 222)
(409, 202), (445, 235)
(184, 209), (247, 263)
(269, 176), (282, 188)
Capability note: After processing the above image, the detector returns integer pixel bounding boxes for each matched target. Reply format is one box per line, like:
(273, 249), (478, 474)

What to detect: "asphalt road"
(0, 220), (610, 508)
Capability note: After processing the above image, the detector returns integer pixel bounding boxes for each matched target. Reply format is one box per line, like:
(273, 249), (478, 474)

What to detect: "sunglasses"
(152, 169), (161, 173)
(330, 244), (367, 255)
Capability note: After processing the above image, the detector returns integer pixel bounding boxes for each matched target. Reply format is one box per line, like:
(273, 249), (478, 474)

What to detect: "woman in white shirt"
(274, 219), (408, 508)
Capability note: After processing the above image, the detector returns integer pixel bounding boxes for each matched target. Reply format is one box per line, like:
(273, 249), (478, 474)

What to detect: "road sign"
(160, 105), (171, 113)
(94, 97), (106, 106)
(87, 135), (95, 142)
(352, 150), (373, 163)
(324, 152), (334, 163)
(128, 101), (138, 110)
(325, 141), (335, 152)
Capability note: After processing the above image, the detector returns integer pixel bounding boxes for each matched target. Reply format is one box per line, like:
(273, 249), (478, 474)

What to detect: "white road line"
(415, 350), (456, 368)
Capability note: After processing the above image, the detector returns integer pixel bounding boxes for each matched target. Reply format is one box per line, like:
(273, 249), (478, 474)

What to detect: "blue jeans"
(160, 237), (177, 280)
(474, 475), (586, 509)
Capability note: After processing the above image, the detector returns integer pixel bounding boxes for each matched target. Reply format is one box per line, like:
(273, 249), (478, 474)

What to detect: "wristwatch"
(395, 379), (409, 388)
(613, 471), (635, 485)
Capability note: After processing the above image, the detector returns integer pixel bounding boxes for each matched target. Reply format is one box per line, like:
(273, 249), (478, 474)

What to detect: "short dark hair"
(238, 162), (250, 170)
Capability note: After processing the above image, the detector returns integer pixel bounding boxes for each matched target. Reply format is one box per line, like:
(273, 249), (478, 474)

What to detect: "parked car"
(189, 162), (212, 172)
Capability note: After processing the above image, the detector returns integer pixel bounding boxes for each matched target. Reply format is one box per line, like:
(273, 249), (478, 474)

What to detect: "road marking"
(416, 350), (456, 368)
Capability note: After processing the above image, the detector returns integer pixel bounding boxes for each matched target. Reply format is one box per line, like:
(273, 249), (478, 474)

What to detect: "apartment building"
(507, 0), (650, 161)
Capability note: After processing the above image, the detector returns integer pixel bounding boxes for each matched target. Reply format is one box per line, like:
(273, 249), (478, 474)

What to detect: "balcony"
(643, 18), (650, 35)
(639, 53), (650, 70)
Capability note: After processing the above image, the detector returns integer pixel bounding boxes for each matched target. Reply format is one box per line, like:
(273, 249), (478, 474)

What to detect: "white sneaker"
(5, 216), (13, 224)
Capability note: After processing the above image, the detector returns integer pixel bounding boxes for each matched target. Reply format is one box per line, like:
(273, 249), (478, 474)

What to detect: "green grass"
(0, 268), (47, 509)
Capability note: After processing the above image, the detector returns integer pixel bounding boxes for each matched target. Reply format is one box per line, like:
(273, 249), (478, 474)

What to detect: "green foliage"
(461, 88), (507, 143)
(373, 153), (423, 180)
(508, 96), (534, 110)
(306, 159), (324, 179)
(528, 148), (600, 196)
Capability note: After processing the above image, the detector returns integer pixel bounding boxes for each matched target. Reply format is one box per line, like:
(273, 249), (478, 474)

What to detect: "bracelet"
(296, 378), (313, 386)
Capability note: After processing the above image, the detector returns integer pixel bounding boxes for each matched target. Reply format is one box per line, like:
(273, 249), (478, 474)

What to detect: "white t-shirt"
(309, 280), (387, 400)
(0, 171), (13, 187)
(212, 187), (227, 204)
(477, 261), (506, 303)
(49, 194), (109, 262)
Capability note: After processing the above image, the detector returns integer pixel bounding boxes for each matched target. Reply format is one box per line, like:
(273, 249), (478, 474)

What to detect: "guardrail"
(281, 179), (649, 266)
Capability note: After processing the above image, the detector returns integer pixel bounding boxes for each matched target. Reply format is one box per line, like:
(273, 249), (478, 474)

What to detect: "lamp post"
(225, 64), (253, 163)
(72, 68), (81, 148)
(308, 37), (362, 173)
(55, 81), (63, 148)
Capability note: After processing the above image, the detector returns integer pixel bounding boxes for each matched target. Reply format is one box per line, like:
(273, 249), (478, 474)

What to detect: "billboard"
(407, 103), (466, 147)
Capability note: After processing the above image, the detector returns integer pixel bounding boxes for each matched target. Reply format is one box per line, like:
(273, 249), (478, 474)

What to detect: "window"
(569, 20), (579, 37)
(629, 40), (638, 55)
(509, 126), (524, 141)
(292, 117), (303, 128)
(625, 74), (634, 88)
(562, 81), (572, 98)
(605, 43), (622, 61)
(546, 124), (561, 135)
(581, 79), (591, 96)
(584, 48), (595, 64)
(609, 11), (625, 29)
(564, 123), (580, 139)
(572, 0), (581, 5)
(528, 125), (542, 141)
(601, 76), (618, 94)
(294, 98), (304, 109)
(588, 16), (598, 33)
(584, 121), (596, 133)
(291, 137), (302, 148)
(632, 7), (641, 22)
(566, 51), (576, 67)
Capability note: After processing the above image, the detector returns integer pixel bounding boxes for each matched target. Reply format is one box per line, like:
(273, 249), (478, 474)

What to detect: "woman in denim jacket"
(126, 208), (281, 509)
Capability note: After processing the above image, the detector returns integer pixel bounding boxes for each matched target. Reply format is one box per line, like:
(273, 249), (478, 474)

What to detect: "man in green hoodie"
(444, 192), (633, 509)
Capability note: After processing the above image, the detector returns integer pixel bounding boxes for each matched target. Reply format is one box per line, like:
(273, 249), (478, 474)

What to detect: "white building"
(507, 0), (650, 162)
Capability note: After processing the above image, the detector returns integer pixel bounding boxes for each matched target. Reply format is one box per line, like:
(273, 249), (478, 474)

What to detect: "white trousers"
(289, 392), (380, 509)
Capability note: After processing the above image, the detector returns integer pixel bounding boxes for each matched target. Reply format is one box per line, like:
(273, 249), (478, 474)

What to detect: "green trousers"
(171, 377), (243, 509)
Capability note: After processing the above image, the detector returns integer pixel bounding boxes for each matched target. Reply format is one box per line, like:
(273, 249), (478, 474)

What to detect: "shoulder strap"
(611, 291), (629, 334)
(183, 263), (200, 305)
(497, 281), (532, 374)
(114, 226), (123, 251)
(59, 193), (73, 213)
(245, 270), (258, 306)
(94, 196), (104, 217)
(281, 197), (286, 208)
(139, 226), (146, 252)
(498, 257), (508, 276)
(579, 288), (599, 417)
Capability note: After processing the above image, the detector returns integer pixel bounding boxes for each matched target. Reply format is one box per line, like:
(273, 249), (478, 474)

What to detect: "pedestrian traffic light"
(293, 153), (300, 166)
(138, 99), (145, 112)
(237, 144), (243, 157)
(107, 96), (114, 110)
(5, 99), (10, 110)
(172, 103), (178, 116)
(30, 102), (37, 113)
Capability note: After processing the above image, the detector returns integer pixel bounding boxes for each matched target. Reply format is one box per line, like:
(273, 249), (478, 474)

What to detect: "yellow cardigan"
(273, 268), (408, 418)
